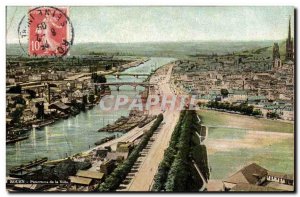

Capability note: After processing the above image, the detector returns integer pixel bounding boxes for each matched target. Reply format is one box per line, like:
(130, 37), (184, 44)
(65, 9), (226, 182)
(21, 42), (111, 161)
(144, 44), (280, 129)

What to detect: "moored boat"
(6, 136), (29, 144)
(9, 157), (48, 174)
(94, 135), (116, 146)
(32, 120), (55, 129)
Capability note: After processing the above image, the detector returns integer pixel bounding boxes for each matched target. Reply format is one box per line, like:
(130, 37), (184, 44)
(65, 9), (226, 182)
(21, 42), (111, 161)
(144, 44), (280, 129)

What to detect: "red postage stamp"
(28, 7), (70, 56)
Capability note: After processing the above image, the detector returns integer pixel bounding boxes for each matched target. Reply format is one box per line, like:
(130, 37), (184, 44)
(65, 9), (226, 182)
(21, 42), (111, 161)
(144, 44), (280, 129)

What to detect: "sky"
(6, 6), (295, 43)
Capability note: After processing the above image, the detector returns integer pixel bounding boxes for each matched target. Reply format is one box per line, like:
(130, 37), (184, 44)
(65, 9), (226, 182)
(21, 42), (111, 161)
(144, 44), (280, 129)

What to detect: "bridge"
(104, 72), (151, 79)
(92, 82), (155, 91)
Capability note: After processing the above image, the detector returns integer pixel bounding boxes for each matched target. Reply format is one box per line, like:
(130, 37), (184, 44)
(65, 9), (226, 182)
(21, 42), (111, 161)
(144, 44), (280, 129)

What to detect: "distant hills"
(6, 40), (284, 57)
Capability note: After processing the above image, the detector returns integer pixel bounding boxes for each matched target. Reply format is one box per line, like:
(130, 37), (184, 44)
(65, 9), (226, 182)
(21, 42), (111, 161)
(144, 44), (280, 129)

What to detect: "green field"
(198, 110), (294, 180)
(199, 110), (294, 133)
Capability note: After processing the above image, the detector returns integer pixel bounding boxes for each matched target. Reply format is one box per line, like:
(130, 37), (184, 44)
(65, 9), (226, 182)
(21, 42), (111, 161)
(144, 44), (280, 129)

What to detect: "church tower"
(285, 16), (294, 61)
(272, 43), (280, 60)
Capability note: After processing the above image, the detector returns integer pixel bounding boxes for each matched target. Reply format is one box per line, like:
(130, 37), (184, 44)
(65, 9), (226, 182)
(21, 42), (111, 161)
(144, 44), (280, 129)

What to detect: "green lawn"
(198, 109), (294, 180)
(198, 110), (294, 133)
(208, 127), (247, 140)
(208, 138), (294, 179)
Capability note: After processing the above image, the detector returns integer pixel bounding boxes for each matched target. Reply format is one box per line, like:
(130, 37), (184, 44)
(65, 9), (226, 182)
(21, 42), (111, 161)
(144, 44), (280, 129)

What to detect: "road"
(80, 63), (180, 191)
(126, 63), (181, 191)
(193, 115), (208, 191)
(192, 160), (207, 191)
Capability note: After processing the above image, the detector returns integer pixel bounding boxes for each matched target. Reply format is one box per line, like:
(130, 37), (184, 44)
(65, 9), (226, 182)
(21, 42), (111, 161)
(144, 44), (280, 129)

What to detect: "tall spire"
(288, 15), (291, 41)
(285, 15), (294, 61)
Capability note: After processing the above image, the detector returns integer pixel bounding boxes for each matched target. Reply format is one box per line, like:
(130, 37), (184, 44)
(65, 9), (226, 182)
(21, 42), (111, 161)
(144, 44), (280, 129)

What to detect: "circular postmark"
(18, 6), (74, 57)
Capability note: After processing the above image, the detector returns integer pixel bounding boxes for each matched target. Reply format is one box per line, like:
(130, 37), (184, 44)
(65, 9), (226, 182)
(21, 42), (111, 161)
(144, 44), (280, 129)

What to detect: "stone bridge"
(92, 82), (155, 91)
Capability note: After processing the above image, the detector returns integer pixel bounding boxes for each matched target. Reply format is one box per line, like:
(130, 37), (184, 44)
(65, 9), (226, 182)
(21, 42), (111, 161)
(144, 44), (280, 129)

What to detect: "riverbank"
(118, 58), (149, 71)
(6, 57), (149, 142)
(126, 62), (182, 191)
(42, 59), (163, 164)
(6, 58), (176, 192)
(6, 103), (97, 144)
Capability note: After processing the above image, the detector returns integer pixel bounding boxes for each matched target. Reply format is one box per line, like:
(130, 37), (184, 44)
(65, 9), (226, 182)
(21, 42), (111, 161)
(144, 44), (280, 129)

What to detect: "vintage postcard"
(6, 6), (295, 192)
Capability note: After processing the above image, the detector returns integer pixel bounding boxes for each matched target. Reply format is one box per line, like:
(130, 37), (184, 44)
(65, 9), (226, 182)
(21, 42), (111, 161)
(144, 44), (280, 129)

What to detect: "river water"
(6, 57), (175, 171)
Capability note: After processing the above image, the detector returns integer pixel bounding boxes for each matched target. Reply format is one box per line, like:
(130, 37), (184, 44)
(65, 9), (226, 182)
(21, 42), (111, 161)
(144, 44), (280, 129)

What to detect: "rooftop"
(76, 170), (104, 180)
(224, 163), (267, 185)
(69, 176), (92, 185)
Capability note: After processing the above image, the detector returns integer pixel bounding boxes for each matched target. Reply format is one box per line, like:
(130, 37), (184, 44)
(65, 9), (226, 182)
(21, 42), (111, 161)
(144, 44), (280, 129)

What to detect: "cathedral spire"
(285, 15), (294, 61)
(288, 16), (291, 41)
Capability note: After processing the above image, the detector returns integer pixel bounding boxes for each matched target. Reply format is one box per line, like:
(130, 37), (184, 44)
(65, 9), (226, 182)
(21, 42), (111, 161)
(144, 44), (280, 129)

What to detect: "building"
(267, 171), (294, 185)
(68, 170), (104, 191)
(223, 163), (268, 190)
(100, 159), (116, 175)
(48, 101), (71, 114)
(285, 16), (294, 61)
(272, 43), (280, 61)
(274, 58), (282, 69)
(116, 142), (134, 153)
(68, 176), (92, 190)
(76, 170), (104, 182)
(223, 163), (294, 192)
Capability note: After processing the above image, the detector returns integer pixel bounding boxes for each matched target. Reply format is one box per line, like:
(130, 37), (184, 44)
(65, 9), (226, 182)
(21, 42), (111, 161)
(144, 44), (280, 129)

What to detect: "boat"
(6, 136), (29, 144)
(9, 157), (48, 174)
(94, 135), (116, 146)
(60, 113), (69, 119)
(32, 120), (55, 129)
(7, 128), (23, 135)
(22, 126), (31, 132)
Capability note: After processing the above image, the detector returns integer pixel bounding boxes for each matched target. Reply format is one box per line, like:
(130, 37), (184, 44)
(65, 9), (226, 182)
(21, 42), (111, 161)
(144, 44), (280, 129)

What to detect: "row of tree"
(266, 111), (280, 119)
(152, 110), (207, 191)
(206, 101), (262, 116)
(98, 114), (164, 191)
(152, 111), (186, 191)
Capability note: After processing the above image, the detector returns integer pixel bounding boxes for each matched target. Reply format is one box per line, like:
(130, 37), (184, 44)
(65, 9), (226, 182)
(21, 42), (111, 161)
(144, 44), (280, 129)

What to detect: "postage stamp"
(18, 6), (74, 56)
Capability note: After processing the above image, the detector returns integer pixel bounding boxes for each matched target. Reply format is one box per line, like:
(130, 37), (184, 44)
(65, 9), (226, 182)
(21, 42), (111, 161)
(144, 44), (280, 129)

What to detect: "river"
(6, 57), (175, 171)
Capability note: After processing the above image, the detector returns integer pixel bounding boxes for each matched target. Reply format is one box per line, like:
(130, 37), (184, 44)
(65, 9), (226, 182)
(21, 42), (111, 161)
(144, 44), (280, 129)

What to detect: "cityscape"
(6, 6), (295, 192)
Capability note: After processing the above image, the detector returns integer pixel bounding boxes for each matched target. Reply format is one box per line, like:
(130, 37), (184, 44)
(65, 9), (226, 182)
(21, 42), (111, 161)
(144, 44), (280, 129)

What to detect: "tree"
(82, 95), (88, 105)
(11, 107), (24, 124)
(99, 114), (164, 191)
(26, 89), (37, 99)
(13, 96), (26, 105)
(220, 89), (229, 97)
(36, 102), (45, 119)
(7, 84), (22, 94)
(105, 64), (112, 70)
(88, 94), (95, 104)
(267, 111), (279, 119)
(252, 109), (262, 116)
(92, 73), (107, 83)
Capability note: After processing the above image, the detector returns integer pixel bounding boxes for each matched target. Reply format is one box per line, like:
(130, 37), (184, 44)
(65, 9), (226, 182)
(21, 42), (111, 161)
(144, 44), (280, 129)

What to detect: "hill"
(6, 40), (280, 57)
(251, 40), (286, 59)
